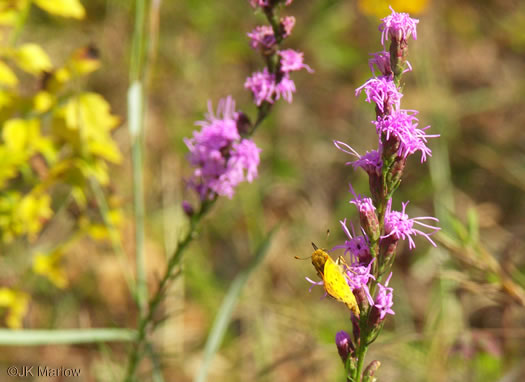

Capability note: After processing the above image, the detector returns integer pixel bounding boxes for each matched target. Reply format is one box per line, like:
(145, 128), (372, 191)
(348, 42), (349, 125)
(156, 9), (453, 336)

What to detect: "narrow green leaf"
(194, 226), (279, 382)
(0, 328), (136, 346)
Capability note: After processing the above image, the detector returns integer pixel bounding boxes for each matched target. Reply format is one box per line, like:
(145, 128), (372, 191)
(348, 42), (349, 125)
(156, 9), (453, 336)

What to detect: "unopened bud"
(362, 360), (381, 382)
(379, 235), (398, 260)
(236, 112), (252, 136)
(335, 330), (354, 363)
(182, 200), (194, 217)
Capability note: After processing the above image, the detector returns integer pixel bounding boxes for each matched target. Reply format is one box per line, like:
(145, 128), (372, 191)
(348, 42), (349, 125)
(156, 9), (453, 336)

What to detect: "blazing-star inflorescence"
(307, 7), (440, 381)
(184, 0), (311, 204)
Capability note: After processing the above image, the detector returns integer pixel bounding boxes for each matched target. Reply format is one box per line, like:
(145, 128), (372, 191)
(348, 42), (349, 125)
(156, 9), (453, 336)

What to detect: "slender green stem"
(354, 339), (369, 382)
(128, 0), (148, 317)
(123, 200), (214, 381)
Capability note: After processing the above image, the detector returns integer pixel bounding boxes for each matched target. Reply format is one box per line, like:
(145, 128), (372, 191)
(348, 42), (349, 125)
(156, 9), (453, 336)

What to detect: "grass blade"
(0, 328), (136, 346)
(194, 226), (279, 382)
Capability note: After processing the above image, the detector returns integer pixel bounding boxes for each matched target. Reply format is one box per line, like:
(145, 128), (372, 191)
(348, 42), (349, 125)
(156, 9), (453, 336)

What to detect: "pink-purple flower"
(355, 76), (402, 114)
(372, 272), (395, 320)
(247, 25), (276, 50)
(184, 97), (261, 199)
(333, 140), (383, 176)
(383, 199), (440, 249)
(249, 0), (293, 9)
(379, 6), (419, 47)
(368, 51), (392, 77)
(278, 49), (314, 73)
(333, 218), (371, 264)
(372, 109), (438, 162)
(245, 68), (298, 105)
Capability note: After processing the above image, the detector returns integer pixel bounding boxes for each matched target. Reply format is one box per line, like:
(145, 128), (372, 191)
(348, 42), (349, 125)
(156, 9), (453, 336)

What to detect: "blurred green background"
(1, 0), (525, 381)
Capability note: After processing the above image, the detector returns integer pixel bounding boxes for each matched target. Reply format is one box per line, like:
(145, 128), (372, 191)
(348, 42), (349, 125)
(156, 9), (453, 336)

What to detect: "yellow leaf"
(34, 91), (55, 113)
(0, 90), (12, 110)
(0, 60), (18, 87)
(34, 0), (85, 19)
(3, 119), (30, 151)
(14, 43), (52, 74)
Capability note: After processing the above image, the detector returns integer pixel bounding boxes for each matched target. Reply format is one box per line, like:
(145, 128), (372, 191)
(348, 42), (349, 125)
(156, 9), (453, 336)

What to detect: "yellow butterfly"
(298, 244), (360, 316)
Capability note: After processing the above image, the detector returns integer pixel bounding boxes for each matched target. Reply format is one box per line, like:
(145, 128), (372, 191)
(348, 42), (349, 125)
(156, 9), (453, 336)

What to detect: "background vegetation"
(1, 0), (525, 381)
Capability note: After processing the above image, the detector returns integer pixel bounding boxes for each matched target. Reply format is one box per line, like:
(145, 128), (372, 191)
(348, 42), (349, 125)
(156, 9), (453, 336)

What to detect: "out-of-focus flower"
(379, 6), (419, 46)
(372, 109), (438, 162)
(278, 49), (313, 73)
(244, 68), (276, 106)
(247, 25), (276, 50)
(383, 199), (440, 249)
(184, 97), (262, 199)
(355, 76), (402, 114)
(281, 16), (296, 37)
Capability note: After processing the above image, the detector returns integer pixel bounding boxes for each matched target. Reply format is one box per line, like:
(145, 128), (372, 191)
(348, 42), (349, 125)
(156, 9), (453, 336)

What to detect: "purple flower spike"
(373, 110), (439, 162)
(373, 272), (395, 320)
(383, 199), (440, 249)
(184, 97), (262, 200)
(355, 76), (402, 114)
(335, 330), (353, 362)
(278, 49), (314, 73)
(379, 7), (419, 47)
(333, 140), (383, 176)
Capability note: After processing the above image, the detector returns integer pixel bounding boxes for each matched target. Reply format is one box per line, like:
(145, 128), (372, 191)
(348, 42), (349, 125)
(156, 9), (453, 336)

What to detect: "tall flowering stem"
(123, 1), (311, 380)
(308, 8), (439, 382)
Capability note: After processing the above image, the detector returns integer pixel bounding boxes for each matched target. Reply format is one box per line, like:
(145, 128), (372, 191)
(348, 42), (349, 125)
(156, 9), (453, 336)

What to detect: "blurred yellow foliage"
(358, 0), (430, 17)
(0, 0), (121, 328)
(33, 0), (85, 19)
(33, 251), (68, 289)
(12, 43), (52, 74)
(0, 288), (29, 329)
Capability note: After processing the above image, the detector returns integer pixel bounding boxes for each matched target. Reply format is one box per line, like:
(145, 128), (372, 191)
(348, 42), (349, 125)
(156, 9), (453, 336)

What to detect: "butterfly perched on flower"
(297, 243), (360, 316)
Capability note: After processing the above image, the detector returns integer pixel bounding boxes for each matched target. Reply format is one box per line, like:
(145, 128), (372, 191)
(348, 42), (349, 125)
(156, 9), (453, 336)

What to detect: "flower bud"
(379, 234), (398, 260)
(182, 200), (194, 217)
(236, 112), (252, 136)
(335, 330), (354, 363)
(362, 360), (381, 382)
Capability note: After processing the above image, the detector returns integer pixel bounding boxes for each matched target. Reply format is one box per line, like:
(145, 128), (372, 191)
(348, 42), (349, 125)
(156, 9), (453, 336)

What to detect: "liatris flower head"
(278, 49), (314, 73)
(335, 330), (354, 363)
(281, 16), (295, 37)
(247, 25), (276, 51)
(333, 218), (371, 265)
(184, 97), (262, 200)
(369, 272), (395, 324)
(333, 140), (383, 177)
(383, 199), (440, 250)
(355, 76), (402, 115)
(349, 184), (380, 242)
(379, 6), (419, 47)
(249, 0), (293, 9)
(368, 51), (392, 77)
(244, 68), (298, 105)
(247, 17), (295, 52)
(373, 109), (438, 162)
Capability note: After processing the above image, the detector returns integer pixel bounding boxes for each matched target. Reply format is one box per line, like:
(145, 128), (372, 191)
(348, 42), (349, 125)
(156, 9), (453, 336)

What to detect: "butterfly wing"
(323, 258), (360, 316)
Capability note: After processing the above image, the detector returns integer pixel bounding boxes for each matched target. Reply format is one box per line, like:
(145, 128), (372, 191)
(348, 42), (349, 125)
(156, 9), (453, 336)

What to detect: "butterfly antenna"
(311, 242), (319, 250)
